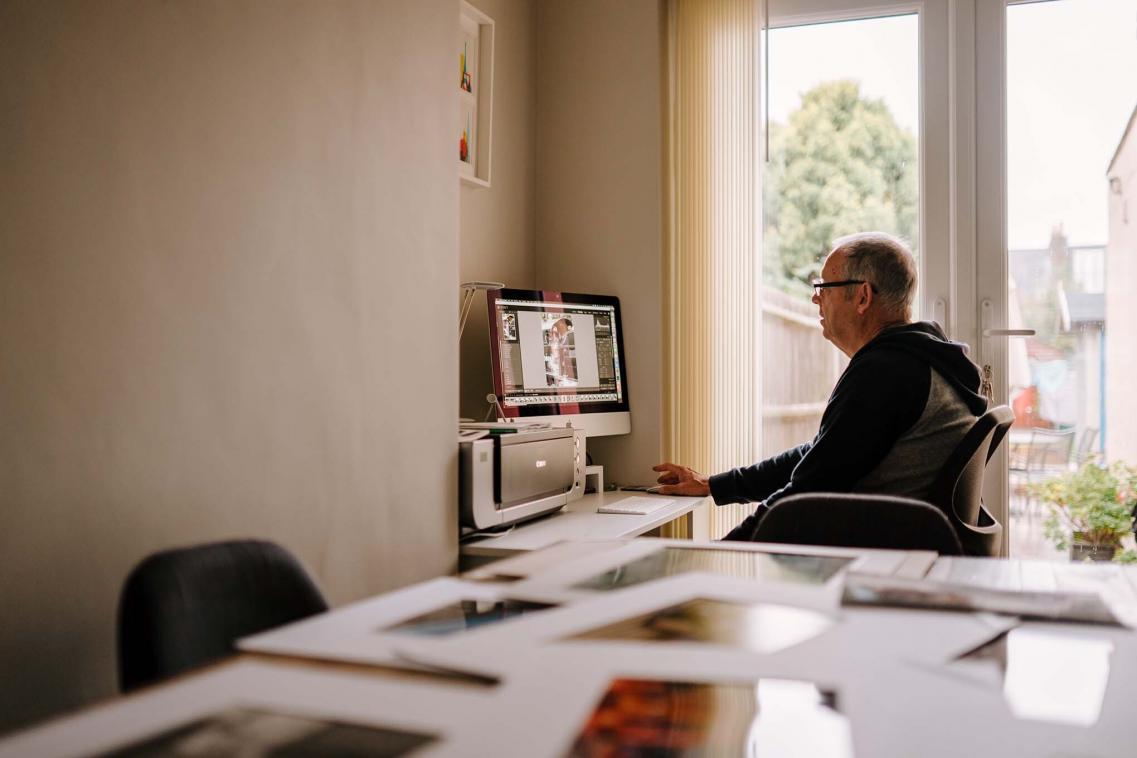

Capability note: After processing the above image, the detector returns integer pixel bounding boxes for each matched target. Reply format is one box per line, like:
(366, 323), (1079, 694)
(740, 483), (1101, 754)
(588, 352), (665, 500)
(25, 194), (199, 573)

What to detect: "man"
(653, 232), (988, 541)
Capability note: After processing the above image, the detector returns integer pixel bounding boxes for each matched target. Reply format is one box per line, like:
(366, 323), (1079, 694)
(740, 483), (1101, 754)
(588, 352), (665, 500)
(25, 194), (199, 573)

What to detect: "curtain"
(663, 0), (764, 538)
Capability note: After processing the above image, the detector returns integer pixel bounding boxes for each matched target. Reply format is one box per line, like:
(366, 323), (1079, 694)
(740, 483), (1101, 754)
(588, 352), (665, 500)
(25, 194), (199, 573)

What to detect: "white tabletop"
(10, 551), (1137, 758)
(459, 491), (708, 557)
(928, 555), (1137, 613)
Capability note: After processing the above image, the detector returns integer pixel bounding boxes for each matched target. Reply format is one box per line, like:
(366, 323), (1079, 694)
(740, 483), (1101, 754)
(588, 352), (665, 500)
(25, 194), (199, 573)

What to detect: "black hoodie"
(709, 321), (985, 540)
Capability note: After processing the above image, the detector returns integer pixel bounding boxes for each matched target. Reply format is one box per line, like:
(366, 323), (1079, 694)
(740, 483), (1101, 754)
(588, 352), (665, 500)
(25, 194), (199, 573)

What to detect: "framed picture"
(238, 577), (559, 670)
(459, 2), (494, 187)
(0, 660), (501, 757)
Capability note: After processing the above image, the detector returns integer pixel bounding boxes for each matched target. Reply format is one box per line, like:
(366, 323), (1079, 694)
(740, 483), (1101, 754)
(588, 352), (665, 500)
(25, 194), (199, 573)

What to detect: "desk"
(459, 491), (709, 564)
(7, 547), (1137, 758)
(928, 555), (1137, 613)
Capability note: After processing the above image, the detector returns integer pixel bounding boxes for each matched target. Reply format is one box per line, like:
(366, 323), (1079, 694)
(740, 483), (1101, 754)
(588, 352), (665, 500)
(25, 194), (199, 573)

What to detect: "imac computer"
(486, 288), (630, 437)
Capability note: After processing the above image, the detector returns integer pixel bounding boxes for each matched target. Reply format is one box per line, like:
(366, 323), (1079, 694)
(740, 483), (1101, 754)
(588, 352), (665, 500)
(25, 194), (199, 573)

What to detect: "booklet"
(842, 573), (1126, 626)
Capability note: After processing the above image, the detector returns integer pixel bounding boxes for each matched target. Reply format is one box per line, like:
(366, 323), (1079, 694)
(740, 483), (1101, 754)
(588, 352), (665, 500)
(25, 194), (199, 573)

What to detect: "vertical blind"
(663, 0), (763, 538)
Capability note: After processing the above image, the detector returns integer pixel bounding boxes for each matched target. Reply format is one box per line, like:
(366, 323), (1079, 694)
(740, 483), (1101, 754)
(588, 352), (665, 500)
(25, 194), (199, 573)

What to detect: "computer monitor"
(486, 288), (630, 437)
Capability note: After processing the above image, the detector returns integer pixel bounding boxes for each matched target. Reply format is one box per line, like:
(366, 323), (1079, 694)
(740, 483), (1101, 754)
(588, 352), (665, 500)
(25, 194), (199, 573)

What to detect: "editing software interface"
(492, 296), (624, 411)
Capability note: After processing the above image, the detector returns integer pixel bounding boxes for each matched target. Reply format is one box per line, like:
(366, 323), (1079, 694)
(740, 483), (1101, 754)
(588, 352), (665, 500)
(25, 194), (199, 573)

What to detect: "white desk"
(928, 555), (1137, 616)
(459, 491), (709, 560)
(11, 551), (1137, 758)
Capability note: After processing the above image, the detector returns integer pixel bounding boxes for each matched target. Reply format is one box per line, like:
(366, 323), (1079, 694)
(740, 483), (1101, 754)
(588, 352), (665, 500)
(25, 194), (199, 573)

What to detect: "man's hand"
(651, 462), (711, 497)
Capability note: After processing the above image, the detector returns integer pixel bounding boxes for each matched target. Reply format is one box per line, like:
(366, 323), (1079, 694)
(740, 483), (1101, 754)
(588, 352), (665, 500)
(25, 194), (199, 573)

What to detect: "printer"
(459, 426), (585, 529)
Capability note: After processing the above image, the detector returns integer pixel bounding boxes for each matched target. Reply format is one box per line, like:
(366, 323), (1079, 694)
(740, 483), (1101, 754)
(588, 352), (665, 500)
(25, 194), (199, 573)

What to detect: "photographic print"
(568, 597), (833, 654)
(842, 574), (1124, 626)
(458, 13), (479, 176)
(458, 3), (493, 186)
(240, 577), (560, 671)
(951, 627), (1114, 726)
(574, 547), (853, 591)
(567, 677), (852, 758)
(97, 707), (436, 758)
(383, 598), (557, 637)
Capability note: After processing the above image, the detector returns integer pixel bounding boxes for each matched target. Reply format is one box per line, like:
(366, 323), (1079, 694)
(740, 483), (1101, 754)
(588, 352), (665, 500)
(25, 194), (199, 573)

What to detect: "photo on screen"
(500, 311), (518, 342)
(573, 547), (852, 591)
(566, 677), (851, 758)
(541, 314), (578, 386)
(566, 597), (833, 654)
(97, 707), (437, 757)
(382, 598), (558, 637)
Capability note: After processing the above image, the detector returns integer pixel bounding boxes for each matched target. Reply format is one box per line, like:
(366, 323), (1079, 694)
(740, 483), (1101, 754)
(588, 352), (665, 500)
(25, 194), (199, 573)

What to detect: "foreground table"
(5, 543), (1137, 757)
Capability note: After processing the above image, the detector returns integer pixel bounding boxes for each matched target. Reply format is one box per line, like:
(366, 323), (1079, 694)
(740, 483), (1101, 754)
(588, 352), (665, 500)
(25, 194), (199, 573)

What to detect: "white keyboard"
(597, 496), (676, 516)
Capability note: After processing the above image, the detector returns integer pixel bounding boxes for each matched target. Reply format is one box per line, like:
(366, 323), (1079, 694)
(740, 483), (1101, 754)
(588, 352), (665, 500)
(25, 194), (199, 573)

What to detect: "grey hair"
(830, 232), (917, 317)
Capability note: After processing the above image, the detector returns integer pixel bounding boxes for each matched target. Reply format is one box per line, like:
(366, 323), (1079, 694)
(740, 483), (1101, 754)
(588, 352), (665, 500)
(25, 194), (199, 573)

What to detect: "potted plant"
(1029, 460), (1137, 562)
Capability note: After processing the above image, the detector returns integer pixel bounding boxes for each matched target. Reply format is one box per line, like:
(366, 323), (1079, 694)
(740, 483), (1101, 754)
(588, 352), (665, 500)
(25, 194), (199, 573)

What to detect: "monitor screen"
(486, 289), (630, 436)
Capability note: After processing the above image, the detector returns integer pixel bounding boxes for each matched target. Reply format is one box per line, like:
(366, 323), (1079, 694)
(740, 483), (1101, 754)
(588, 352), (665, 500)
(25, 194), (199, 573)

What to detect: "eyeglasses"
(810, 279), (875, 294)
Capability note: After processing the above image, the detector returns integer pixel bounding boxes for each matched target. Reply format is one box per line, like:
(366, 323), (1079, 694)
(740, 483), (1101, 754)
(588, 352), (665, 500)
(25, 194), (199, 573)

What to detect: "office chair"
(925, 404), (1015, 556)
(117, 539), (328, 692)
(753, 493), (964, 555)
(751, 405), (1015, 557)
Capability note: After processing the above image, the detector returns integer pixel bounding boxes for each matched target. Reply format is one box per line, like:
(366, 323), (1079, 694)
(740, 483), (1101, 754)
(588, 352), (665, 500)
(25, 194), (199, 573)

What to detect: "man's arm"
(706, 443), (810, 505)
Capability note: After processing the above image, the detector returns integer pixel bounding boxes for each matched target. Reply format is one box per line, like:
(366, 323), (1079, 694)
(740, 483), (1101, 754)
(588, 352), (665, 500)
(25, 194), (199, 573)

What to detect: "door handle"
(983, 328), (1035, 337)
(980, 299), (1035, 338)
(978, 299), (1035, 401)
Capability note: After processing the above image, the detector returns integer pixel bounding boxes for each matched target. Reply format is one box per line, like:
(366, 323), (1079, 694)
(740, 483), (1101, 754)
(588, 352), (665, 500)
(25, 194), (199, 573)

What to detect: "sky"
(768, 0), (1137, 250)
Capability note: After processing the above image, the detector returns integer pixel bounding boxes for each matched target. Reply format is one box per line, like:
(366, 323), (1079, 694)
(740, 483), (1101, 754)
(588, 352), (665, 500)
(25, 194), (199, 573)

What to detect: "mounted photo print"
(494, 538), (927, 604)
(1, 660), (500, 757)
(239, 577), (558, 672)
(567, 676), (853, 758)
(459, 2), (493, 187)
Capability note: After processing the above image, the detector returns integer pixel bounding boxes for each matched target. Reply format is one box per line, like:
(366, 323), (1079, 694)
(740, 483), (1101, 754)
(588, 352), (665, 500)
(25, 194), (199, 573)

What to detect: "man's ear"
(856, 283), (873, 314)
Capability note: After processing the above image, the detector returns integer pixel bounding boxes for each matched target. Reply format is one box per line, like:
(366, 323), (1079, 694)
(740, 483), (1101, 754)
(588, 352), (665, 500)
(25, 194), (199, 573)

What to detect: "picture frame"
(0, 660), (501, 757)
(238, 576), (559, 670)
(392, 572), (1018, 684)
(484, 538), (924, 604)
(459, 1), (494, 187)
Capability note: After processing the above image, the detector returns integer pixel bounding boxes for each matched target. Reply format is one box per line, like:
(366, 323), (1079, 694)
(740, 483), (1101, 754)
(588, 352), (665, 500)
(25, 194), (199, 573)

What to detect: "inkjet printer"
(459, 426), (585, 529)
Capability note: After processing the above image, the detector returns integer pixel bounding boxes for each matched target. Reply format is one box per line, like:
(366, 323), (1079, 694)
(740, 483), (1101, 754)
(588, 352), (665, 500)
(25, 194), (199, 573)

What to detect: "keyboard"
(597, 496), (676, 516)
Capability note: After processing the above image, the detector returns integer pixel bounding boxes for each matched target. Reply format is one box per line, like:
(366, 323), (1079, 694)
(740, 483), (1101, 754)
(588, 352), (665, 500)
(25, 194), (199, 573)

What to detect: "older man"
(653, 232), (988, 541)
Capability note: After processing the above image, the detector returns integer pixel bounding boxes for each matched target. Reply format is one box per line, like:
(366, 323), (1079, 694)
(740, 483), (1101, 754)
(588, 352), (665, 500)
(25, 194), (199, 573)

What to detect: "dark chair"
(752, 405), (1015, 556)
(924, 404), (1015, 556)
(754, 493), (964, 555)
(118, 539), (328, 692)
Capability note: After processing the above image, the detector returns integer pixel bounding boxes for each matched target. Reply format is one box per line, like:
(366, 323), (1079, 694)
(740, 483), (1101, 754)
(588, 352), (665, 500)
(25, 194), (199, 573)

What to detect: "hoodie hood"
(855, 321), (988, 415)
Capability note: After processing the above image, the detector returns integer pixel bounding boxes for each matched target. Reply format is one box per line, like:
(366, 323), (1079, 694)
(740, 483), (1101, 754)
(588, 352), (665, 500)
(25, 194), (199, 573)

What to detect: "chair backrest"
(117, 539), (328, 692)
(752, 493), (963, 555)
(926, 404), (1015, 556)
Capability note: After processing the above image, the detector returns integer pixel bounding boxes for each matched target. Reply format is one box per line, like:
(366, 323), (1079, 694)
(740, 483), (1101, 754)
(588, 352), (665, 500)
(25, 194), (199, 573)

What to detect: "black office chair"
(117, 539), (328, 692)
(751, 404), (1015, 556)
(924, 404), (1015, 556)
(754, 493), (964, 555)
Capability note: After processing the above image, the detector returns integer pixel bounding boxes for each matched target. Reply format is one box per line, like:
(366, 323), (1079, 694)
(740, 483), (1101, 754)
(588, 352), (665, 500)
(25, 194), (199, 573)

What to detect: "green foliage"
(1029, 461), (1137, 550)
(764, 80), (918, 295)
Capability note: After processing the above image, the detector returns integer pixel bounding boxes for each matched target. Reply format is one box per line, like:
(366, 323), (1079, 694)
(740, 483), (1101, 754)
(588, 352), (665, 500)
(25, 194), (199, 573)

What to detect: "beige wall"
(534, 0), (665, 483)
(460, 0), (538, 420)
(0, 0), (458, 732)
(1106, 122), (1137, 464)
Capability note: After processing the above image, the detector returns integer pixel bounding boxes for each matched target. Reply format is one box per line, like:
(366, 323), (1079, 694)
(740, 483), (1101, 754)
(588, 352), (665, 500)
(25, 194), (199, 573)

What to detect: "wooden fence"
(760, 287), (846, 456)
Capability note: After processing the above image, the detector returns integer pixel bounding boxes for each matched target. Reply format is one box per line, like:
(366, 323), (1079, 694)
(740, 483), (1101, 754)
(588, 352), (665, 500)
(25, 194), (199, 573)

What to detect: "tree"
(765, 80), (918, 298)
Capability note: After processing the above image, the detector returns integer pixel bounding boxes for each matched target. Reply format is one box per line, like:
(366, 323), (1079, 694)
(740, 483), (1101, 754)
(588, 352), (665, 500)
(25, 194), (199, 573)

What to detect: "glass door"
(760, 0), (953, 467)
(987, 0), (1137, 559)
